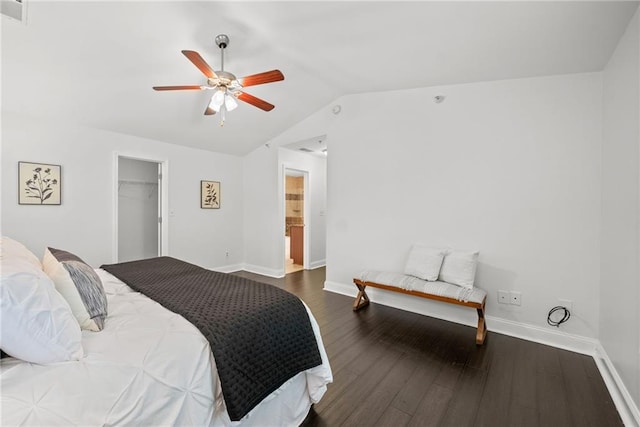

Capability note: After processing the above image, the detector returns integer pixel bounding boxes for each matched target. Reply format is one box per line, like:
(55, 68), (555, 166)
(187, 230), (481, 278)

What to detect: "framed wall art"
(18, 162), (61, 205)
(201, 180), (220, 209)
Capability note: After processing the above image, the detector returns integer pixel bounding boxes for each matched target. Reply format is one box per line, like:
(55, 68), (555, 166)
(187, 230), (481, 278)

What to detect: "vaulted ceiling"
(2, 1), (638, 156)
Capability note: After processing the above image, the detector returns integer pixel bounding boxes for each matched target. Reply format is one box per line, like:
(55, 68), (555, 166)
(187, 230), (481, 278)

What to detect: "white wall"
(321, 72), (603, 339)
(242, 142), (327, 277)
(242, 145), (282, 276)
(601, 8), (640, 415)
(240, 103), (334, 277)
(279, 148), (327, 269)
(1, 111), (244, 270)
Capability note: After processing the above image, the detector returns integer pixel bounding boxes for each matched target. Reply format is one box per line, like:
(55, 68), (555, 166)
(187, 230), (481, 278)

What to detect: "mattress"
(0, 268), (332, 426)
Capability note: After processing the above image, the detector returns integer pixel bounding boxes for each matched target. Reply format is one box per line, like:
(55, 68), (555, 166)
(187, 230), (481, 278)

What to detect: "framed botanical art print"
(18, 162), (61, 205)
(201, 180), (220, 209)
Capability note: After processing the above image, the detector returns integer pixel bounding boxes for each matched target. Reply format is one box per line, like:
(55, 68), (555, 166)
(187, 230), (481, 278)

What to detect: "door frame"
(283, 166), (310, 271)
(112, 152), (169, 263)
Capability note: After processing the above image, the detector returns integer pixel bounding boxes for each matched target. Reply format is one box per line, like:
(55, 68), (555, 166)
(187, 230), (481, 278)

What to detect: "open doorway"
(285, 169), (306, 274)
(115, 156), (164, 262)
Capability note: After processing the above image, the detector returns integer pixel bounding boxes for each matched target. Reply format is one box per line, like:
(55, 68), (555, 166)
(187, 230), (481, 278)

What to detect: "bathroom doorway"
(285, 169), (306, 274)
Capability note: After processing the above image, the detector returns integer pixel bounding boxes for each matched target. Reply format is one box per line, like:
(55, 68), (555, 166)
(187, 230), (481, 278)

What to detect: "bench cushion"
(356, 270), (486, 305)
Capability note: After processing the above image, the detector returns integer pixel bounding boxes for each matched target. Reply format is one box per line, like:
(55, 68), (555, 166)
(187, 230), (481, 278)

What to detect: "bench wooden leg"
(353, 282), (370, 311)
(476, 306), (487, 345)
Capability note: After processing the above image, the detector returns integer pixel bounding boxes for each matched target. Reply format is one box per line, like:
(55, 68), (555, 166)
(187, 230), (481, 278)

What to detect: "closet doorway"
(285, 169), (307, 274)
(116, 156), (163, 262)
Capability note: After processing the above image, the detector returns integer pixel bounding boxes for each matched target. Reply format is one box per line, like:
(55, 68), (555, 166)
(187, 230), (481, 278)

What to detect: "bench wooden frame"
(353, 278), (488, 345)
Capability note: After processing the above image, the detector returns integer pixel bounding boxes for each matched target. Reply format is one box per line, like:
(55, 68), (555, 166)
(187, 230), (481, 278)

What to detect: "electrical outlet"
(498, 290), (509, 304)
(225, 251), (229, 258)
(510, 291), (522, 306)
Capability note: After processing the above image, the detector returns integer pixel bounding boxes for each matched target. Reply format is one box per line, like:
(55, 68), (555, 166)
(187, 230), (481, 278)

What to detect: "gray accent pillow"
(43, 247), (108, 331)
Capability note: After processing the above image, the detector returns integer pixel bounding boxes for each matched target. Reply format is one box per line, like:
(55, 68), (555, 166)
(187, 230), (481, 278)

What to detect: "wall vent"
(1, 0), (26, 23)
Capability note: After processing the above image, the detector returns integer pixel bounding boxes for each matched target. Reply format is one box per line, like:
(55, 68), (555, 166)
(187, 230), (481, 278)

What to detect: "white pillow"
(404, 245), (447, 281)
(438, 250), (479, 289)
(43, 247), (108, 332)
(0, 258), (84, 364)
(1, 236), (42, 269)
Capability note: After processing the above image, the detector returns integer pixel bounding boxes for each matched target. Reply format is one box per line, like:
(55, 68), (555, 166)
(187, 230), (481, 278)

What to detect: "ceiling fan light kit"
(209, 88), (237, 112)
(153, 34), (284, 126)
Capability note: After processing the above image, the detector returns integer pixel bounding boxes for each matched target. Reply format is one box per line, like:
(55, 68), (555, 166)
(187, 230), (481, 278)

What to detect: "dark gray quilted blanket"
(100, 256), (322, 421)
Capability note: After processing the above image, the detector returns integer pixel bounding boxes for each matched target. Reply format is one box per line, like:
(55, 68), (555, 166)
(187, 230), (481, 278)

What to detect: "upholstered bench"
(353, 270), (488, 345)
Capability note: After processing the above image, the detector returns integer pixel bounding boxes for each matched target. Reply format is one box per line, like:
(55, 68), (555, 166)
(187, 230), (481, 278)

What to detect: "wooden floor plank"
(341, 353), (418, 426)
(318, 346), (404, 426)
(439, 366), (488, 426)
(407, 383), (454, 427)
(537, 371), (572, 426)
(507, 401), (540, 427)
(391, 357), (442, 415)
(508, 339), (539, 421)
(311, 370), (358, 413)
(559, 349), (624, 426)
(376, 406), (412, 427)
(324, 320), (388, 376)
(474, 333), (516, 426)
(581, 356), (622, 422)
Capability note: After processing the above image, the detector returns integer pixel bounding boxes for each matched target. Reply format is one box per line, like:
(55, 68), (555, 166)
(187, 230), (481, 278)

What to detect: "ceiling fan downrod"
(215, 34), (229, 72)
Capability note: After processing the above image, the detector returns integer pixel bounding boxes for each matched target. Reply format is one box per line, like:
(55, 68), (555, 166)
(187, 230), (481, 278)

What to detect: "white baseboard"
(210, 264), (244, 274)
(324, 279), (638, 425)
(594, 344), (640, 427)
(323, 280), (356, 297)
(309, 259), (326, 270)
(485, 315), (599, 356)
(241, 261), (326, 277)
(241, 263), (285, 278)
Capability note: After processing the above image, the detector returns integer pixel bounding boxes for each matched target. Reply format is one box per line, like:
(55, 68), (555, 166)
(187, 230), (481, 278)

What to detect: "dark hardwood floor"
(232, 268), (623, 427)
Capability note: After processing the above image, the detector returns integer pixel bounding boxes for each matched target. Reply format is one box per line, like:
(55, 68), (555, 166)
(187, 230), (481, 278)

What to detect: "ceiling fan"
(153, 34), (284, 126)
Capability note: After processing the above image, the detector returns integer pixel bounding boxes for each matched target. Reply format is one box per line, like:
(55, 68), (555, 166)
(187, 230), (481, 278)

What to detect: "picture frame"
(18, 162), (61, 205)
(201, 180), (220, 209)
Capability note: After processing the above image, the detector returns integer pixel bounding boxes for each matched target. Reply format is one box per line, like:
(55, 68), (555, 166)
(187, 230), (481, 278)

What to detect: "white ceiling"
(2, 1), (638, 156)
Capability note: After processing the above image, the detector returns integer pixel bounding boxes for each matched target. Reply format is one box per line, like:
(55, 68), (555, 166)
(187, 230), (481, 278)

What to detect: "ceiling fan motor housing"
(207, 71), (237, 88)
(215, 34), (229, 49)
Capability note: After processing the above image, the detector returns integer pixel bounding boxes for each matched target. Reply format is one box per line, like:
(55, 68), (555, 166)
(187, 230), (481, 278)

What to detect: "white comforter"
(1, 269), (332, 426)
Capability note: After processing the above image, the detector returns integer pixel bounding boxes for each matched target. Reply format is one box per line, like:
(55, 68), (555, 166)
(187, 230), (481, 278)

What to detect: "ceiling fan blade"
(238, 70), (284, 88)
(182, 50), (218, 79)
(237, 91), (275, 111)
(153, 85), (203, 91)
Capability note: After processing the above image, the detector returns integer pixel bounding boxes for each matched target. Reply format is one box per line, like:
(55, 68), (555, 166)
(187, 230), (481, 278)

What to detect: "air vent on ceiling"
(1, 0), (26, 23)
(299, 148), (313, 153)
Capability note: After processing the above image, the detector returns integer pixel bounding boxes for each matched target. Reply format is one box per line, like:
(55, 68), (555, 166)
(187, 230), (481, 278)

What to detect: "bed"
(0, 238), (332, 426)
